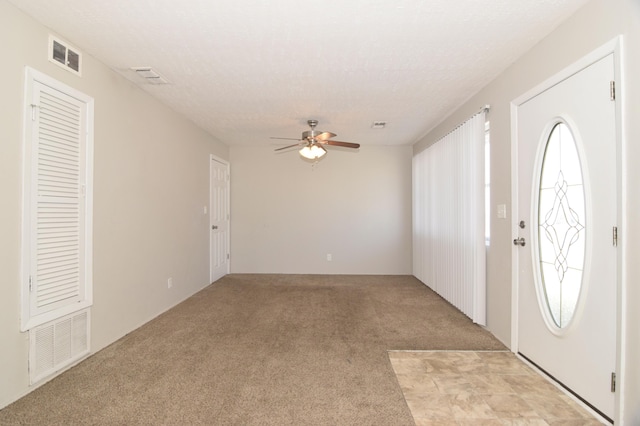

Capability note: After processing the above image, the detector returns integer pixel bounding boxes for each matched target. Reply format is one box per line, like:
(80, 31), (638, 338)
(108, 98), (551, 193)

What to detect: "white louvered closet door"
(23, 69), (93, 331)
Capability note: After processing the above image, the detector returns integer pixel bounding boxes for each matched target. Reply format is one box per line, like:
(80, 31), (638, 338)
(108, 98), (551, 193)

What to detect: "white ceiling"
(10, 0), (588, 146)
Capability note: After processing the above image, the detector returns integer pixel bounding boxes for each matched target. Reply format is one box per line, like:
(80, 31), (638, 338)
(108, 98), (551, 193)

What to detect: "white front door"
(514, 53), (617, 421)
(210, 156), (229, 283)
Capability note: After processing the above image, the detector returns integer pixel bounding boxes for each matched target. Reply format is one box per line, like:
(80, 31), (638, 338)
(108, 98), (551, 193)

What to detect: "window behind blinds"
(22, 67), (93, 332)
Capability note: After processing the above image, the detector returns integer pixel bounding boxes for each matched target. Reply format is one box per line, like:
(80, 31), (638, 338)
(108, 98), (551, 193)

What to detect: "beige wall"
(230, 144), (412, 274)
(0, 0), (228, 408)
(414, 0), (639, 422)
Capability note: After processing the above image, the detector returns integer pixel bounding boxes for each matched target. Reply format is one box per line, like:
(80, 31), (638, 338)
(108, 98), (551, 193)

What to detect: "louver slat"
(33, 86), (83, 313)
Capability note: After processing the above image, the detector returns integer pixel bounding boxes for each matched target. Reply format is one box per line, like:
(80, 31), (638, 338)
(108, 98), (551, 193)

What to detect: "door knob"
(513, 237), (526, 246)
(212, 225), (218, 230)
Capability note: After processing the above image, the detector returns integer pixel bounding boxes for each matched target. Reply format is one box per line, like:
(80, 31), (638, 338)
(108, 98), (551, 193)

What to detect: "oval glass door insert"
(537, 122), (586, 328)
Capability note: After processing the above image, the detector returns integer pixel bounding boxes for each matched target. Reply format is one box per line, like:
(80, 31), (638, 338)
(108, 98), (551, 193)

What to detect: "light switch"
(497, 204), (507, 219)
(204, 206), (208, 214)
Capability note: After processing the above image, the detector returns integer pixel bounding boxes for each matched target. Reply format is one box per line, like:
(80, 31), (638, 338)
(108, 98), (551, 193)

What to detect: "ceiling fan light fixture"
(299, 144), (326, 160)
(273, 120), (359, 160)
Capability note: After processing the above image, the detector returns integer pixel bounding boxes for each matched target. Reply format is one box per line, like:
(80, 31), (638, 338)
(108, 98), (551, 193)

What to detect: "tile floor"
(388, 350), (605, 425)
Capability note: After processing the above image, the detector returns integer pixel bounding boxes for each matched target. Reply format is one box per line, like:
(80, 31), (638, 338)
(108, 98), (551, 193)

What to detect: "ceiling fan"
(271, 120), (360, 160)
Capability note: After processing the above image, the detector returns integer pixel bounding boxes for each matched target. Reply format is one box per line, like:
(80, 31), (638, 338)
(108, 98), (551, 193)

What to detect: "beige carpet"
(0, 274), (505, 425)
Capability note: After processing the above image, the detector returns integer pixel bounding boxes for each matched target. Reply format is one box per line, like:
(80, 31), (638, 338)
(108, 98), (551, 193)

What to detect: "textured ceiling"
(9, 0), (588, 146)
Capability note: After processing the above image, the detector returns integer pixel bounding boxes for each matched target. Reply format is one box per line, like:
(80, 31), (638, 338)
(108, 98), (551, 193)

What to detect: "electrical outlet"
(167, 277), (173, 289)
(327, 254), (332, 261)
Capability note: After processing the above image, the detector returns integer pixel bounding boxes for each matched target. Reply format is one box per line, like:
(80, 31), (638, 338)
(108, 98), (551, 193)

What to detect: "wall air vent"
(48, 35), (82, 76)
(131, 67), (169, 85)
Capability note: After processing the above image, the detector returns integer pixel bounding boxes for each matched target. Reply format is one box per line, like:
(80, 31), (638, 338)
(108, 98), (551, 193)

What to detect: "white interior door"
(514, 53), (617, 421)
(210, 156), (229, 283)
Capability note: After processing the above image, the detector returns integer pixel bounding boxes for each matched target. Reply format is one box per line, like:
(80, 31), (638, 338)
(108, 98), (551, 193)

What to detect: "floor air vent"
(29, 309), (90, 384)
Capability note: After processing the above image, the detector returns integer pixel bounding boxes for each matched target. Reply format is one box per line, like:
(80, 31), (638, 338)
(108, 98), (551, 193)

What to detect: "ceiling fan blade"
(274, 142), (305, 151)
(325, 140), (360, 149)
(315, 131), (337, 141)
(270, 137), (303, 141)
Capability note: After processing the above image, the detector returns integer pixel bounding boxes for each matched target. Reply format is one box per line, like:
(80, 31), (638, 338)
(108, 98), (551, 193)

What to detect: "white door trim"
(209, 154), (230, 282)
(510, 36), (624, 422)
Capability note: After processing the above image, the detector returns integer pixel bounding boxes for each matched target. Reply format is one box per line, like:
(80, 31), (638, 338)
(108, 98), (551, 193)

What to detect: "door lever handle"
(513, 237), (526, 247)
(212, 225), (218, 230)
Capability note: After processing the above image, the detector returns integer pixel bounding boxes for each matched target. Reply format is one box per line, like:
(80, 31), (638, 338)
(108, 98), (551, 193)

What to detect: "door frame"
(209, 154), (230, 282)
(509, 36), (624, 421)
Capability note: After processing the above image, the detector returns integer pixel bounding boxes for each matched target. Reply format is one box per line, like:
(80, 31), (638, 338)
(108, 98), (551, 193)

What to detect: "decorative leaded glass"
(537, 122), (586, 328)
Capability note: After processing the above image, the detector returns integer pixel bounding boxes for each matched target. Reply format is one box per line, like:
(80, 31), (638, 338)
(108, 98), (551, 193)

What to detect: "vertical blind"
(413, 110), (486, 325)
